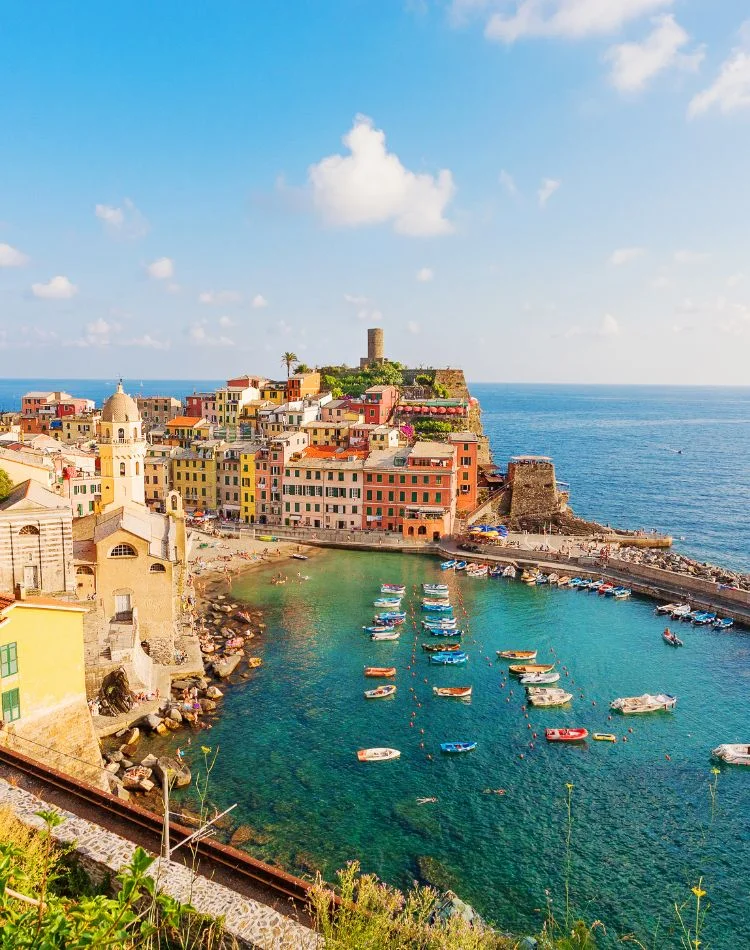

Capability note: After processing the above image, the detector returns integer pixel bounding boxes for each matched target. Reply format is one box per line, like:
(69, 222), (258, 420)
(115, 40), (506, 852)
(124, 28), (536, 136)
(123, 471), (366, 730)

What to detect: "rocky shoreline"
(614, 544), (750, 591)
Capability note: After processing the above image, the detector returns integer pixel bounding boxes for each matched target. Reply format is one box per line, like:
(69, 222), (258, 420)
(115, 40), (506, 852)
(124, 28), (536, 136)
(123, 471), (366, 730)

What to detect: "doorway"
(114, 592), (132, 620)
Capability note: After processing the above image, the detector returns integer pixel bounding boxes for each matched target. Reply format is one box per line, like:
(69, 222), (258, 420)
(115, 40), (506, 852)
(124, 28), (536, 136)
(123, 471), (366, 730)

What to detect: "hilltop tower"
(98, 382), (146, 510)
(360, 327), (385, 368)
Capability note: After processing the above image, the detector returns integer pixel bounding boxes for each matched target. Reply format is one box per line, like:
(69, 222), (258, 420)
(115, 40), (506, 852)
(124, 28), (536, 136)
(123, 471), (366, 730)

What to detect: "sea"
(17, 377), (746, 945)
(3, 379), (748, 571)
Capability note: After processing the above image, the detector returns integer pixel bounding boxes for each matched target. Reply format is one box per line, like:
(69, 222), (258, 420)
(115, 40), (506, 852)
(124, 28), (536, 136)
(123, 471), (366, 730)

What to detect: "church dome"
(101, 381), (140, 423)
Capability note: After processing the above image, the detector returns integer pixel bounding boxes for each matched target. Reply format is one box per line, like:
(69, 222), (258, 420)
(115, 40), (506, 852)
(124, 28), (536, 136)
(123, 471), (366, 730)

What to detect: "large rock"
(155, 756), (192, 788)
(167, 707), (183, 724)
(155, 722), (169, 737)
(199, 698), (216, 713)
(212, 654), (242, 678)
(205, 686), (223, 700)
(143, 713), (163, 732)
(106, 750), (124, 763)
(140, 753), (158, 768)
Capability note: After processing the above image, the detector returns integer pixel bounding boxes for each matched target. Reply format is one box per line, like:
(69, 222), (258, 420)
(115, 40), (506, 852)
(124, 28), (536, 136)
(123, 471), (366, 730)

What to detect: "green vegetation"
(414, 373), (434, 387)
(281, 351), (298, 378)
(414, 420), (455, 434)
(0, 467), (13, 501)
(294, 362), (311, 374)
(321, 360), (405, 398)
(433, 382), (450, 399)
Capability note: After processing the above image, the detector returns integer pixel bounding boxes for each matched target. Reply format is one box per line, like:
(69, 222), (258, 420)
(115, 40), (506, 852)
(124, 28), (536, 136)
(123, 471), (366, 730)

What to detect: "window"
(2, 688), (20, 723)
(423, 492), (429, 503)
(117, 427), (125, 440)
(411, 492), (417, 502)
(0, 643), (18, 678)
(399, 491), (405, 502)
(18, 525), (39, 536)
(119, 463), (126, 476)
(376, 474), (382, 483)
(110, 543), (137, 557)
(435, 492), (442, 503)
(149, 563), (166, 573)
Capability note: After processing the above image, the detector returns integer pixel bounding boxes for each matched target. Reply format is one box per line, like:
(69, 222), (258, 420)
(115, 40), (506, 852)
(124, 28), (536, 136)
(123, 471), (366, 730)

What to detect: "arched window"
(149, 563), (166, 573)
(110, 543), (137, 558)
(171, 495), (178, 511)
(117, 427), (125, 440)
(133, 427), (138, 440)
(120, 462), (126, 477)
(417, 525), (427, 536)
(135, 461), (140, 475)
(18, 525), (40, 536)
(76, 566), (94, 575)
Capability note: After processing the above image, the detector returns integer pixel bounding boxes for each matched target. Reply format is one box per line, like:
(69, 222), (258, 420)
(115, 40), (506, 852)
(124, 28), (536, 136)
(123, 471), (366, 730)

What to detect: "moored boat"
(577, 578), (592, 590)
(670, 604), (691, 618)
(497, 650), (537, 661)
(613, 587), (632, 599)
(422, 642), (462, 652)
(363, 624), (395, 633)
(364, 666), (396, 678)
(509, 663), (555, 675)
(520, 671), (560, 685)
(466, 565), (489, 577)
(593, 733), (617, 742)
(545, 727), (588, 742)
(433, 686), (472, 698)
(610, 694), (677, 714)
(440, 741), (477, 753)
(526, 687), (573, 707)
(663, 628), (683, 647)
(374, 598), (402, 608)
(371, 631), (400, 641)
(422, 618), (457, 628)
(422, 603), (453, 612)
(489, 567), (504, 578)
(375, 612), (406, 623)
(589, 580), (603, 592)
(535, 573), (549, 585)
(712, 744), (750, 766)
(357, 747), (400, 762)
(429, 652), (468, 665)
(364, 684), (397, 699)
(713, 617), (734, 629)
(454, 561), (467, 571)
(557, 576), (571, 587)
(428, 628), (464, 637)
(440, 560), (457, 570)
(423, 583), (449, 592)
(692, 611), (716, 626)
(598, 584), (614, 596)
(502, 565), (517, 578)
(381, 584), (405, 594)
(548, 573), (560, 584)
(656, 602), (679, 615)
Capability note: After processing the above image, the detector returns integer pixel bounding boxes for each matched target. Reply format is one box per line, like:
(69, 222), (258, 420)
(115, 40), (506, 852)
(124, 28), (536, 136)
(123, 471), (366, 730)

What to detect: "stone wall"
(0, 511), (75, 595)
(608, 559), (750, 611)
(508, 459), (560, 520)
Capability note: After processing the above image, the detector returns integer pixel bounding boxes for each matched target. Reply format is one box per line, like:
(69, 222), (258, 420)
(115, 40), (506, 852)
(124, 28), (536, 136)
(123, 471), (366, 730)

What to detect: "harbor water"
(177, 552), (749, 947)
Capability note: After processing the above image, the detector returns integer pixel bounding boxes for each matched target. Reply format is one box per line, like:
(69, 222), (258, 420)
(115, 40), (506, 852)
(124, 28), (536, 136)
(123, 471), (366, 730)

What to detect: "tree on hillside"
(281, 352), (298, 379)
(295, 362), (311, 374)
(0, 467), (13, 501)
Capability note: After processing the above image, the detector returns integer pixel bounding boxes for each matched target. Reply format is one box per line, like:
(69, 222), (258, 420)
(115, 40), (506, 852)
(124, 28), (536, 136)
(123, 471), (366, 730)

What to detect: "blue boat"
(440, 741), (477, 754)
(422, 618), (457, 628)
(428, 629), (463, 637)
(713, 618), (734, 629)
(613, 587), (632, 599)
(577, 579), (592, 590)
(568, 578), (582, 588)
(440, 560), (457, 570)
(454, 561), (467, 571)
(375, 611), (406, 621)
(363, 625), (395, 633)
(692, 612), (716, 626)
(430, 652), (468, 664)
(422, 603), (453, 612)
(589, 580), (603, 592)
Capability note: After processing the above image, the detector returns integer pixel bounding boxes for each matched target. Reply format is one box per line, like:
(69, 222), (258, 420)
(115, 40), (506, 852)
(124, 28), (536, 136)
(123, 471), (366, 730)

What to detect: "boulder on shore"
(154, 756), (192, 788)
(212, 654), (242, 678)
(206, 686), (223, 700)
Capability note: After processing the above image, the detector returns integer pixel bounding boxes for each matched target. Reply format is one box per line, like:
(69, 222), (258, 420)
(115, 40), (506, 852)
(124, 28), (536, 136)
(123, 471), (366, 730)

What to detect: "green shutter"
(2, 687), (20, 723)
(0, 643), (18, 678)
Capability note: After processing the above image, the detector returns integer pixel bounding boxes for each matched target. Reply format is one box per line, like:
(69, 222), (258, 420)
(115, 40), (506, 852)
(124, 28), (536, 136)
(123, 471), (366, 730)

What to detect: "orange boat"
(545, 727), (588, 743)
(432, 686), (473, 699)
(509, 663), (555, 675)
(497, 650), (537, 661)
(364, 666), (396, 678)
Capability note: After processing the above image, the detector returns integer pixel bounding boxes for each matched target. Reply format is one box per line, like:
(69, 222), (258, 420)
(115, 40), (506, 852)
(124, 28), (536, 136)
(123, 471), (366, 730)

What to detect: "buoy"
(521, 705), (527, 711)
(623, 736), (628, 742)
(420, 742), (424, 748)
(529, 742), (534, 749)
(665, 754), (671, 761)
(519, 753), (525, 759)
(410, 722), (414, 728)
(420, 728), (425, 734)
(527, 723), (532, 729)
(532, 733), (537, 739)
(427, 754), (433, 760)
(608, 715), (612, 721)
(628, 727), (633, 733)
(500, 683), (505, 689)
(506, 697), (510, 702)
(592, 701), (596, 706)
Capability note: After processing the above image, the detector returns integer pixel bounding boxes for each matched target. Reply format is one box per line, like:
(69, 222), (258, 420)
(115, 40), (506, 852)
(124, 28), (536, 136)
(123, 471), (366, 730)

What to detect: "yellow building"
(259, 382), (286, 405)
(300, 420), (351, 447)
(0, 593), (103, 786)
(239, 447), (261, 524)
(53, 413), (101, 443)
(170, 441), (223, 511)
(166, 416), (213, 449)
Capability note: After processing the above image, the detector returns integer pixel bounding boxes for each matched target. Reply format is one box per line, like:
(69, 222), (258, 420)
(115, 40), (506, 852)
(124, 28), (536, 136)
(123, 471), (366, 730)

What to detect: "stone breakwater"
(615, 545), (750, 592)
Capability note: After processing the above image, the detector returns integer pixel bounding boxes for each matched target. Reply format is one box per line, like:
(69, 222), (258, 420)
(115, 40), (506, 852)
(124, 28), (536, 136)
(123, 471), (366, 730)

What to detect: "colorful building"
(54, 413), (101, 443)
(300, 420), (351, 448)
(136, 396), (183, 431)
(286, 372), (321, 401)
(282, 447), (366, 530)
(448, 431), (479, 514)
(350, 385), (399, 426)
(144, 457), (171, 511)
(165, 416), (213, 449)
(62, 471), (103, 518)
(217, 441), (261, 520)
(170, 441), (223, 512)
(238, 444), (264, 524)
(259, 381), (287, 405)
(257, 432), (308, 524)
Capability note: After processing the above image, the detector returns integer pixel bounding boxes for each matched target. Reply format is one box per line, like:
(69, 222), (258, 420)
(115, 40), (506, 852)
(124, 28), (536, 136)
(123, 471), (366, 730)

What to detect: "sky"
(1, 1), (750, 384)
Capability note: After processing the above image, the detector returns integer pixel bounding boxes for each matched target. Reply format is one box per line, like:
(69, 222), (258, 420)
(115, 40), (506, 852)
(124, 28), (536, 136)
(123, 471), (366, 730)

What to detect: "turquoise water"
(174, 551), (749, 947)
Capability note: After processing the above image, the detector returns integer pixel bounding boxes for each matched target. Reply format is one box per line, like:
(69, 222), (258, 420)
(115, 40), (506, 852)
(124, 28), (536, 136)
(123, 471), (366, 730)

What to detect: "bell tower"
(99, 381), (146, 510)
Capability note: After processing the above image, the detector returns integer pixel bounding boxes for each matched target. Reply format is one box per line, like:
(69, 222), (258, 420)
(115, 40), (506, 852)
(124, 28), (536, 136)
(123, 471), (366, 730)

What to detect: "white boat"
(364, 685), (397, 699)
(466, 565), (488, 577)
(548, 573), (559, 584)
(357, 747), (401, 762)
(370, 631), (400, 641)
(526, 687), (573, 707)
(670, 605), (691, 618)
(655, 603), (679, 615)
(613, 587), (631, 599)
(519, 671), (561, 685)
(423, 583), (449, 593)
(712, 744), (750, 766)
(610, 694), (677, 714)
(502, 565), (517, 578)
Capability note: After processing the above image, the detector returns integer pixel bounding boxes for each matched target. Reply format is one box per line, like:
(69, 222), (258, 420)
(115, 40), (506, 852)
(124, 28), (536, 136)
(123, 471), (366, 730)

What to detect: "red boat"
(545, 728), (589, 743)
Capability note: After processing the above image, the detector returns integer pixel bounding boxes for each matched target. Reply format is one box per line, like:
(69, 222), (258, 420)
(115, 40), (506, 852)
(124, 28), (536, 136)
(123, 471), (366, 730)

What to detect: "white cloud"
(86, 318), (119, 338)
(538, 178), (561, 208)
(198, 289), (242, 305)
(344, 293), (369, 305)
(407, 320), (421, 334)
(187, 322), (234, 347)
(599, 313), (621, 337)
(416, 267), (434, 282)
(605, 15), (704, 93)
(674, 249), (709, 264)
(31, 275), (78, 299)
(609, 246), (645, 265)
(146, 257), (174, 280)
(95, 204), (124, 227)
(251, 294), (268, 309)
(308, 114), (455, 236)
(482, 0), (674, 43)
(0, 243), (30, 267)
(218, 315), (236, 328)
(95, 198), (148, 238)
(689, 28), (750, 118)
(125, 334), (170, 350)
(499, 169), (518, 197)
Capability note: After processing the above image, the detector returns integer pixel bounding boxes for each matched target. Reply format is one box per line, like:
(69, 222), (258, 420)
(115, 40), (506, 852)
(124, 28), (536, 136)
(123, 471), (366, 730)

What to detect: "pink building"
(349, 385), (398, 426)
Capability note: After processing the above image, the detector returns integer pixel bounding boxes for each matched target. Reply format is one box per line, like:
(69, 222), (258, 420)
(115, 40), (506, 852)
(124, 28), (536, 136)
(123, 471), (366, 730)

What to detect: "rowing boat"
(370, 631), (400, 641)
(422, 642), (462, 652)
(364, 667), (396, 678)
(440, 741), (477, 753)
(545, 728), (588, 742)
(610, 694), (677, 714)
(429, 652), (468, 665)
(357, 747), (400, 762)
(526, 687), (573, 707)
(364, 684), (397, 699)
(497, 650), (537, 661)
(519, 671), (560, 684)
(433, 686), (472, 698)
(593, 733), (617, 742)
(509, 663), (554, 675)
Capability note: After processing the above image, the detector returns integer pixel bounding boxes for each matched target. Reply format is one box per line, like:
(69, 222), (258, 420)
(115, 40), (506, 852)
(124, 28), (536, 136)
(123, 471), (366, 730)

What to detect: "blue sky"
(1, 1), (749, 383)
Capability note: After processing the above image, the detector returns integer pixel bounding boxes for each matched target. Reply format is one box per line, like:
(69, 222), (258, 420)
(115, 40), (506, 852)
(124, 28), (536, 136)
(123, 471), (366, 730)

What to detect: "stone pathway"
(0, 778), (319, 949)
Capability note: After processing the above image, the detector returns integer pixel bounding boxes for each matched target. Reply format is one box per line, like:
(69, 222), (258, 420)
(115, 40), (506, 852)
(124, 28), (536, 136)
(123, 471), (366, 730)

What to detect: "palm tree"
(281, 352), (298, 379)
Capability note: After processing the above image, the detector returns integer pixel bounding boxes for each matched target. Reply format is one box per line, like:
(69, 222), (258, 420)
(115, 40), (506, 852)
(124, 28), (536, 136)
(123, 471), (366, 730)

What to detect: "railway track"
(0, 744), (335, 922)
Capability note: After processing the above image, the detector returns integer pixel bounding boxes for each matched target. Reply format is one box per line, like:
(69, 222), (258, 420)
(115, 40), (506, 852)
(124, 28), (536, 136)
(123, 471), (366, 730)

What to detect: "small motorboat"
(489, 567), (504, 578)
(502, 565), (517, 578)
(713, 617), (734, 629)
(589, 580), (603, 592)
(371, 631), (400, 641)
(440, 741), (477, 754)
(440, 560), (457, 570)
(670, 604), (691, 618)
(521, 569), (537, 584)
(423, 583), (449, 593)
(422, 603), (453, 612)
(613, 587), (631, 599)
(497, 650), (537, 661)
(466, 565), (489, 577)
(363, 624), (395, 633)
(656, 602), (679, 615)
(247, 657), (262, 669)
(610, 694), (677, 714)
(291, 554), (309, 560)
(375, 612), (406, 623)
(430, 652), (468, 665)
(422, 642), (462, 652)
(545, 728), (588, 743)
(692, 612), (717, 626)
(509, 663), (555, 675)
(433, 686), (472, 699)
(712, 744), (750, 766)
(568, 578), (583, 588)
(364, 667), (396, 678)
(598, 584), (614, 596)
(577, 579), (592, 590)
(454, 561), (467, 571)
(557, 576), (571, 587)
(535, 574), (549, 585)
(364, 684), (397, 699)
(422, 618), (457, 629)
(663, 628), (684, 647)
(357, 747), (401, 762)
(381, 584), (405, 594)
(526, 687), (573, 707)
(374, 598), (402, 608)
(428, 628), (464, 637)
(593, 733), (617, 742)
(520, 671), (560, 685)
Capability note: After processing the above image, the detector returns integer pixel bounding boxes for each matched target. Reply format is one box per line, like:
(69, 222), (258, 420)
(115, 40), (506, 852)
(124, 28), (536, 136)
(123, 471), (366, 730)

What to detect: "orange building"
(448, 431), (479, 514)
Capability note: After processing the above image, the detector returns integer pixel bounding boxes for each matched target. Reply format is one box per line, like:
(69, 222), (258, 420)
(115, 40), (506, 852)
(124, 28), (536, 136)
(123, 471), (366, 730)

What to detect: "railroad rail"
(0, 743), (336, 923)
